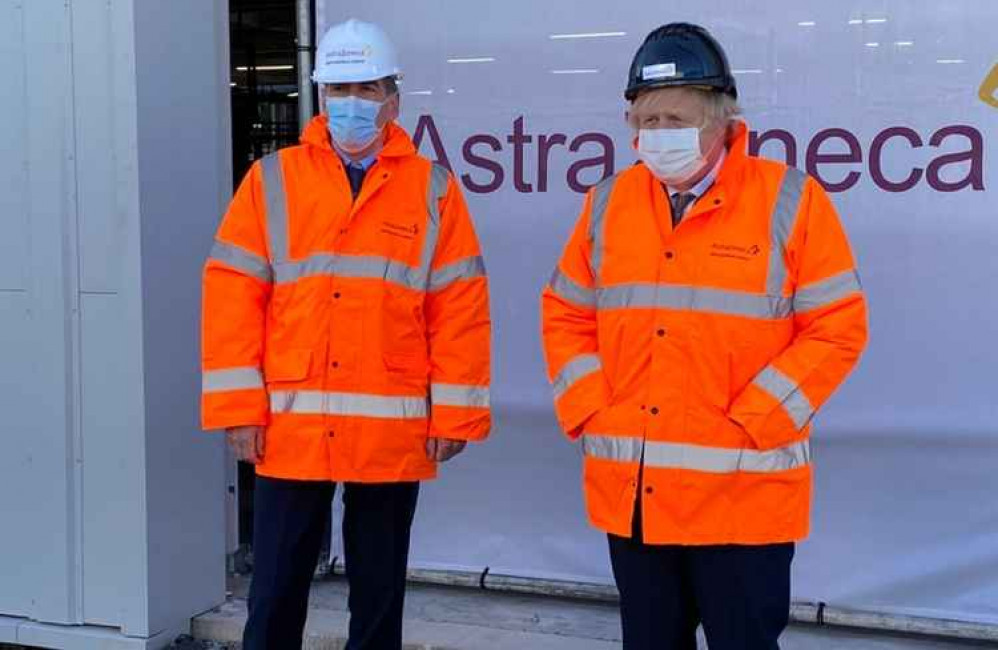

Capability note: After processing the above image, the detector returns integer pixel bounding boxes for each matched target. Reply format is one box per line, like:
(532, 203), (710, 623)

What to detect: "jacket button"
(645, 486), (654, 494)
(327, 430), (335, 438)
(656, 328), (666, 337)
(665, 251), (675, 260)
(650, 407), (659, 415)
(333, 292), (341, 299)
(331, 361), (340, 369)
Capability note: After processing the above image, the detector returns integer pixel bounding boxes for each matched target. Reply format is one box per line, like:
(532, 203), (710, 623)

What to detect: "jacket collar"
(300, 116), (418, 161)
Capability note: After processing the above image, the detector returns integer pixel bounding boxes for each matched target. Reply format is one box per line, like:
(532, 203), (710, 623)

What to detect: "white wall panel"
(0, 0), (229, 644)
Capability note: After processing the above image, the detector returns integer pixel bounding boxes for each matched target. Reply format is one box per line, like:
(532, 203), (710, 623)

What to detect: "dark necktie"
(346, 163), (367, 198)
(670, 192), (696, 228)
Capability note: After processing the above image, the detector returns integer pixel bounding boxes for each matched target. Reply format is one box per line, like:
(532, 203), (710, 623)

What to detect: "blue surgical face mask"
(325, 95), (385, 153)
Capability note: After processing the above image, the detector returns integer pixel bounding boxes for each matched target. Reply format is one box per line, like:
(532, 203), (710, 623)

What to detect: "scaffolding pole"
(295, 0), (314, 130)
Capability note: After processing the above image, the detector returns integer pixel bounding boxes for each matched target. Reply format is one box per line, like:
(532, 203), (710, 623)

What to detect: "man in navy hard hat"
(542, 21), (867, 650)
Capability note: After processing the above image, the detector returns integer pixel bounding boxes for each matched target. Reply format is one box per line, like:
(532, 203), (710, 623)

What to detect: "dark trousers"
(609, 498), (794, 650)
(243, 477), (420, 650)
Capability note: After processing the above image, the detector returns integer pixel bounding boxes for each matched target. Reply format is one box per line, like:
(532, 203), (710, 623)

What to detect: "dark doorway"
(228, 0), (321, 573)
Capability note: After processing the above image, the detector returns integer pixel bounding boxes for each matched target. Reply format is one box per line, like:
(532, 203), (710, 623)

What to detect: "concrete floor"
(187, 576), (998, 649)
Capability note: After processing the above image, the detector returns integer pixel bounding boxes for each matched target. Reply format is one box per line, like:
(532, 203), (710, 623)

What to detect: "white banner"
(318, 0), (998, 625)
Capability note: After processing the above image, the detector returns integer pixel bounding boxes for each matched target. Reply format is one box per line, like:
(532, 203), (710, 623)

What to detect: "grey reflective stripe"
(261, 153), (289, 263)
(431, 383), (490, 408)
(202, 367), (264, 393)
(584, 434), (811, 473)
(428, 256), (487, 292)
(209, 240), (273, 283)
(646, 438), (811, 473)
(415, 164), (451, 289)
(261, 162), (450, 290)
(269, 390), (428, 419)
(273, 253), (422, 290)
(793, 270), (861, 313)
(597, 283), (792, 320)
(552, 353), (602, 399)
(754, 366), (815, 430)
(548, 268), (597, 308)
(766, 167), (807, 296)
(582, 434), (644, 464)
(588, 176), (615, 286)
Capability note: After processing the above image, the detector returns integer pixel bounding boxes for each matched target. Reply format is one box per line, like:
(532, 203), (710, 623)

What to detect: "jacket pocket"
(383, 351), (428, 376)
(264, 348), (313, 383)
(382, 351), (429, 394)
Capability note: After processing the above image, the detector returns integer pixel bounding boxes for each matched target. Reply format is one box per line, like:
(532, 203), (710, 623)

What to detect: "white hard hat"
(312, 19), (401, 84)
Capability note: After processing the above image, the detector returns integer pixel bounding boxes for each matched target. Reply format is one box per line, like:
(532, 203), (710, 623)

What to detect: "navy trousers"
(242, 476), (419, 650)
(608, 497), (794, 650)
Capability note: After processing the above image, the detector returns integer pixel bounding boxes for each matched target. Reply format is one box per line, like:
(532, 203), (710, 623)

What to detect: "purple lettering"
(506, 116), (533, 193)
(806, 128), (862, 193)
(412, 115), (452, 171)
(461, 135), (504, 194)
(749, 129), (798, 167)
(413, 118), (982, 195)
(537, 133), (568, 193)
(567, 133), (614, 193)
(926, 125), (985, 192)
(870, 127), (923, 193)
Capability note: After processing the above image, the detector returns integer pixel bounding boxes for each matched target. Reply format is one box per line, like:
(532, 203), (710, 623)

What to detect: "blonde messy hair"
(627, 86), (741, 131)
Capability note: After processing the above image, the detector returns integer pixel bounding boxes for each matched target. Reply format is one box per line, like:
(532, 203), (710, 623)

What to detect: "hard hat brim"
(312, 69), (402, 85)
(625, 76), (735, 101)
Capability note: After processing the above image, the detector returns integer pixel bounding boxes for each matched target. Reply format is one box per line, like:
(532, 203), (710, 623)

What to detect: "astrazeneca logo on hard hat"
(326, 45), (373, 64)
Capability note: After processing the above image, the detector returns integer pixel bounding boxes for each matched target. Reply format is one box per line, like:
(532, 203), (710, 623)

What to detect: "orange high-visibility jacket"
(541, 121), (868, 545)
(202, 117), (491, 482)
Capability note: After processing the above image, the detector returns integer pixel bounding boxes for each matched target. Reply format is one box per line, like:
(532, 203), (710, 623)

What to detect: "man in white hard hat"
(201, 19), (492, 650)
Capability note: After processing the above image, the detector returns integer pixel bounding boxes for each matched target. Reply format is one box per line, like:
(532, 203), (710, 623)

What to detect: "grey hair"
(701, 88), (742, 127)
(626, 86), (742, 131)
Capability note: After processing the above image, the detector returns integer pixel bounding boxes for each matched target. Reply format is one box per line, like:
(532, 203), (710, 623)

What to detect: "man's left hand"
(426, 438), (467, 462)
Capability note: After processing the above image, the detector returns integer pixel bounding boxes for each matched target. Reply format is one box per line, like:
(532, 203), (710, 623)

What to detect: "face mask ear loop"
(317, 84), (327, 115)
(702, 120), (728, 163)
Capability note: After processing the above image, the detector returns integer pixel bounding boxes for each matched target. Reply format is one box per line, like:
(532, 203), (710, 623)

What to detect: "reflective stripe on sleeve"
(753, 366), (815, 430)
(428, 256), (487, 292)
(431, 383), (490, 408)
(208, 240), (273, 283)
(203, 367), (265, 393)
(793, 270), (862, 313)
(552, 354), (602, 399)
(548, 268), (597, 308)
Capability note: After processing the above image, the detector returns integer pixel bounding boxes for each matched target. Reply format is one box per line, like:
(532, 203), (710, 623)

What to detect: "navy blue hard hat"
(625, 23), (737, 101)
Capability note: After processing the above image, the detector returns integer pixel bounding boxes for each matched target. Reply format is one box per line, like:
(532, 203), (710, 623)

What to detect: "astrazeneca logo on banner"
(411, 114), (986, 195)
(401, 60), (995, 198)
